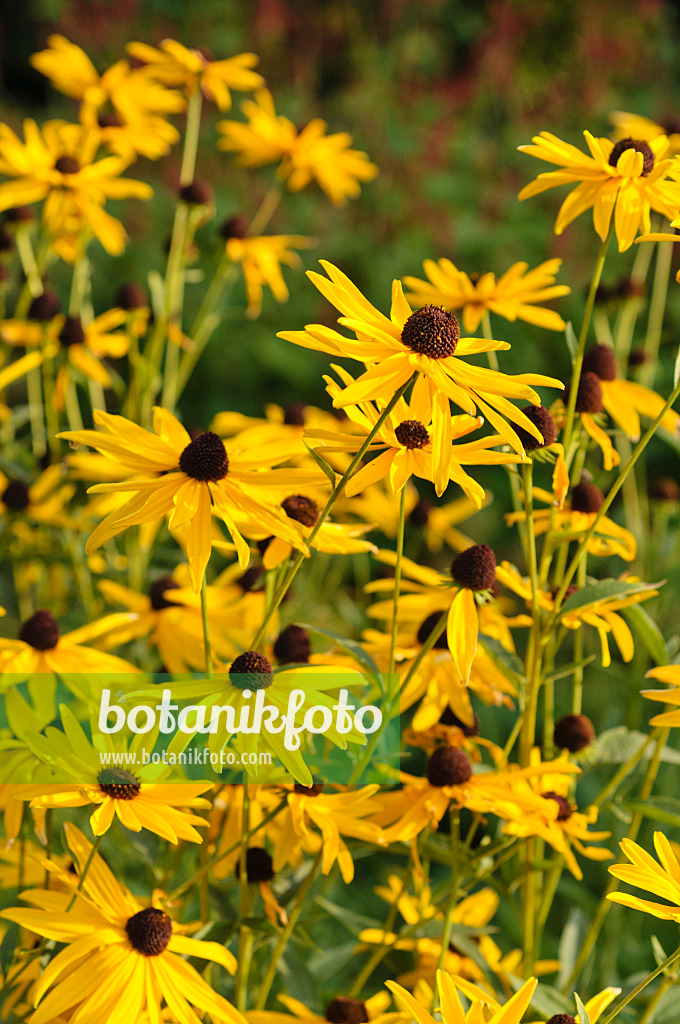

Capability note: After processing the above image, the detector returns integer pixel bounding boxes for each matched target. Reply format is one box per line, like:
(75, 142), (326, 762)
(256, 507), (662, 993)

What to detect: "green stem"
(66, 834), (103, 911)
(388, 486), (407, 676)
(640, 237), (674, 388)
(201, 575), (213, 678)
(235, 789), (252, 1012)
(571, 555), (587, 713)
(520, 458), (541, 766)
(599, 946), (680, 1024)
(180, 90), (203, 187)
(436, 808), (460, 971)
(638, 976), (673, 1024)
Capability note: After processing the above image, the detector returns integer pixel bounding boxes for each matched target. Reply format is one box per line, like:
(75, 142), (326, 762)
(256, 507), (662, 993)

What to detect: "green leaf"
(298, 623), (381, 678)
(314, 896), (377, 935)
(622, 603), (667, 665)
(565, 321), (578, 360)
(651, 935), (668, 969)
(558, 908), (588, 990)
(303, 439), (337, 487)
(622, 795), (680, 828)
(674, 343), (680, 387)
(575, 993), (591, 1024)
(478, 633), (526, 685)
(559, 578), (664, 616)
(588, 727), (650, 766)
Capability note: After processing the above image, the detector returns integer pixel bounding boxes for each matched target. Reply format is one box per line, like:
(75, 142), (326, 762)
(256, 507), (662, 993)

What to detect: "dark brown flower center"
(451, 544), (496, 591)
(571, 481), (604, 514)
(273, 624), (311, 665)
(439, 707), (480, 736)
(554, 713), (595, 753)
(609, 138), (655, 176)
(395, 419), (430, 449)
(98, 113), (122, 128)
(179, 432), (229, 481)
(235, 846), (274, 882)
(544, 792), (573, 821)
(325, 998), (369, 1024)
(583, 344), (618, 382)
(283, 402), (306, 426)
(179, 178), (213, 205)
(409, 497), (431, 526)
(294, 782), (324, 796)
(546, 1016), (577, 1024)
(230, 651), (274, 690)
(149, 577), (180, 611)
(18, 610), (59, 650)
(2, 479), (30, 511)
(416, 612), (449, 650)
(401, 305), (459, 358)
(515, 405), (557, 451)
(125, 907), (172, 956)
(54, 155), (80, 175)
(427, 746), (472, 787)
(58, 315), (86, 348)
(97, 768), (142, 800)
(236, 566), (264, 592)
(649, 476), (680, 501)
(282, 494), (319, 528)
(567, 371), (603, 414)
(115, 282), (148, 310)
(219, 213), (249, 240)
(28, 290), (60, 321)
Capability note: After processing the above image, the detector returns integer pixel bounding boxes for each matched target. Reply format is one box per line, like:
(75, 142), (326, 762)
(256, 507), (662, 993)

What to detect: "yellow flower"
(608, 832), (680, 921)
(0, 119), (152, 259)
(530, 988), (620, 1024)
(518, 130), (680, 251)
(0, 463), (76, 528)
(611, 109), (680, 156)
(0, 350), (43, 421)
(387, 968), (538, 1024)
(248, 992), (401, 1024)
(308, 364), (520, 500)
(226, 234), (316, 317)
(218, 90), (378, 205)
(0, 823), (245, 1024)
(642, 663), (680, 727)
(127, 39), (263, 109)
(31, 35), (183, 160)
(58, 408), (312, 589)
(404, 258), (570, 334)
(278, 262), (563, 455)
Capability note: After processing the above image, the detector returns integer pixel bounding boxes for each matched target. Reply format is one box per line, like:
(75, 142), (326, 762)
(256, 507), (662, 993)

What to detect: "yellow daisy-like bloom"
(58, 407), (312, 590)
(642, 663), (680, 727)
(218, 89), (378, 205)
(403, 258), (570, 334)
(530, 988), (620, 1024)
(248, 991), (402, 1024)
(607, 832), (680, 921)
(127, 39), (263, 109)
(226, 234), (316, 318)
(307, 365), (520, 500)
(387, 967), (538, 1024)
(0, 463), (76, 529)
(611, 109), (680, 156)
(30, 35), (184, 160)
(278, 262), (563, 455)
(506, 480), (637, 561)
(0, 823), (245, 1024)
(518, 130), (680, 251)
(23, 705), (211, 843)
(0, 350), (43, 421)
(0, 119), (152, 259)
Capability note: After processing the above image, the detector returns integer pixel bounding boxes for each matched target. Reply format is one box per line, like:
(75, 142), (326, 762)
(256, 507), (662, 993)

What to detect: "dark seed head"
(18, 610), (59, 650)
(546, 1017), (576, 1024)
(97, 767), (141, 800)
(395, 419), (430, 450)
(59, 315), (86, 348)
(514, 405), (557, 451)
(554, 713), (596, 753)
(230, 651), (274, 690)
(583, 344), (618, 382)
(28, 289), (60, 321)
(566, 371), (603, 414)
(236, 566), (264, 592)
(4, 206), (34, 224)
(427, 746), (472, 787)
(179, 432), (229, 481)
(401, 305), (459, 359)
(451, 544), (496, 591)
(179, 178), (213, 205)
(283, 402), (306, 426)
(125, 907), (172, 956)
(219, 214), (249, 240)
(649, 476), (680, 501)
(149, 577), (180, 611)
(628, 348), (647, 368)
(235, 846), (274, 882)
(571, 481), (605, 514)
(55, 155), (80, 175)
(416, 612), (449, 650)
(273, 625), (311, 665)
(544, 791), (573, 821)
(409, 497), (432, 526)
(0, 228), (13, 252)
(439, 707), (480, 736)
(609, 138), (655, 176)
(282, 494), (319, 528)
(294, 782), (324, 796)
(115, 282), (148, 310)
(325, 998), (369, 1024)
(2, 479), (30, 511)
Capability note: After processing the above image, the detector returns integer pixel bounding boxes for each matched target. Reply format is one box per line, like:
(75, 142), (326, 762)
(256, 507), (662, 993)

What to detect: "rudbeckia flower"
(387, 967), (538, 1024)
(31, 35), (184, 160)
(0, 119), (152, 259)
(506, 479), (637, 561)
(0, 464), (76, 528)
(58, 408), (313, 589)
(0, 823), (246, 1024)
(249, 992), (402, 1024)
(218, 91), (378, 205)
(642, 663), (680, 727)
(518, 130), (680, 251)
(307, 365), (520, 500)
(607, 832), (680, 921)
(225, 234), (316, 318)
(403, 258), (570, 334)
(611, 109), (680, 156)
(278, 262), (563, 455)
(127, 39), (263, 109)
